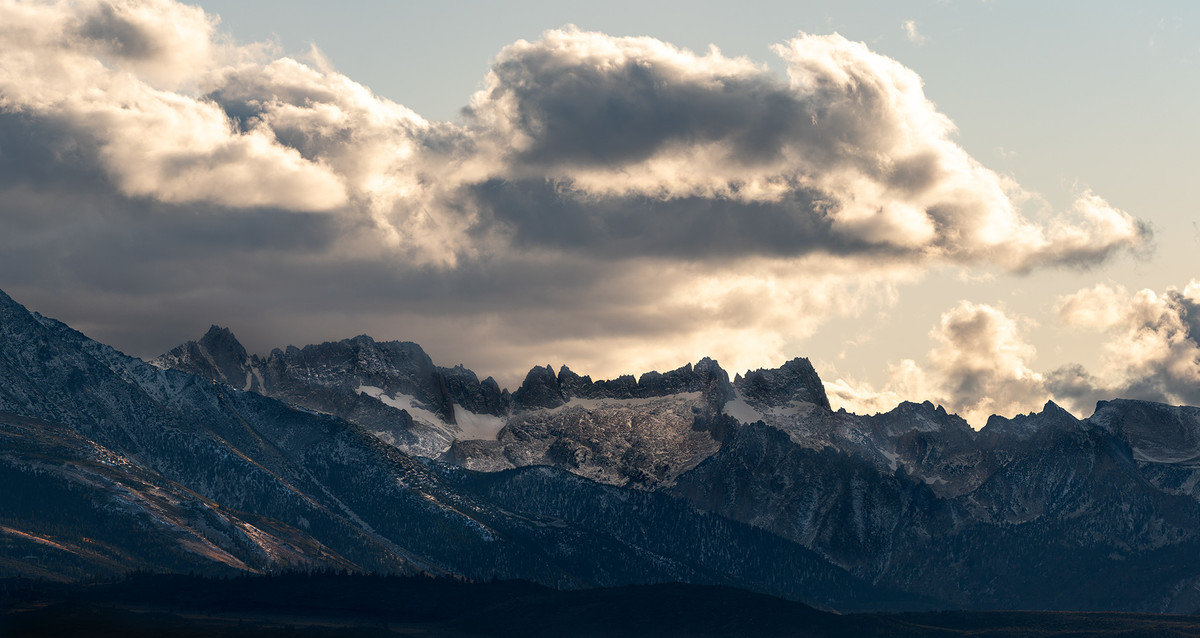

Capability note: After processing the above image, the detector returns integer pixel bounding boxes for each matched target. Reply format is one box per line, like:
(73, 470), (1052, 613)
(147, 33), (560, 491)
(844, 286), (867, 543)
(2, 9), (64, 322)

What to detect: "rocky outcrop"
(734, 357), (830, 411)
(510, 365), (565, 410)
(456, 358), (738, 489)
(153, 325), (254, 390)
(154, 330), (510, 457)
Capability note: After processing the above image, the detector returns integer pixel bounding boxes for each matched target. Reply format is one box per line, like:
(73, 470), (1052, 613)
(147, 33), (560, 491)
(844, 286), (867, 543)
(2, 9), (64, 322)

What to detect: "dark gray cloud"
(1044, 363), (1110, 413)
(78, 2), (159, 59)
(468, 178), (911, 260)
(0, 111), (109, 192)
(466, 52), (811, 169)
(459, 28), (1149, 269)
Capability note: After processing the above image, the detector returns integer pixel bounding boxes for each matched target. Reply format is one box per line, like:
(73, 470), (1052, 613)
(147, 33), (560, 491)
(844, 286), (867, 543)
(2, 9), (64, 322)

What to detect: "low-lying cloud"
(1050, 281), (1200, 409)
(0, 0), (1156, 388)
(829, 280), (1200, 426)
(827, 301), (1050, 427)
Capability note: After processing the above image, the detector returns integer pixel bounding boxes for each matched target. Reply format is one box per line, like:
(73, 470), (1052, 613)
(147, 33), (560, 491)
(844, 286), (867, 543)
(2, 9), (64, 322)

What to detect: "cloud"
(1, 8), (1149, 268)
(831, 282), (1200, 425)
(0, 4), (1156, 389)
(462, 27), (1148, 269)
(827, 301), (1050, 426)
(0, 0), (350, 212)
(901, 20), (927, 45)
(924, 302), (1047, 422)
(1049, 281), (1200, 410)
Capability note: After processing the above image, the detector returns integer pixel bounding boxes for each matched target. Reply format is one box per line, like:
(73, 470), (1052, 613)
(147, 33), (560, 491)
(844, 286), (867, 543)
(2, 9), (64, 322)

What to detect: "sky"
(0, 0), (1197, 426)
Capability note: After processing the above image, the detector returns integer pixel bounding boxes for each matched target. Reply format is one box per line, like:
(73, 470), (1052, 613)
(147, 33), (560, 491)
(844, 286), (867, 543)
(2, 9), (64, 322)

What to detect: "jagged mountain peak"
(871, 400), (972, 435)
(978, 399), (1082, 442)
(198, 324), (249, 360)
(201, 323), (237, 341)
(152, 324), (253, 390)
(151, 326), (509, 456)
(1044, 398), (1068, 411)
(734, 357), (830, 411)
(512, 358), (734, 411)
(260, 334), (438, 383)
(512, 364), (565, 410)
(557, 364), (591, 384)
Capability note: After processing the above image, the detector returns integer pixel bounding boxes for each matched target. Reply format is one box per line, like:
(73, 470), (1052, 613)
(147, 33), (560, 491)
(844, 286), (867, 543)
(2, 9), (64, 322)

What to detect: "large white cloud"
(461, 27), (1148, 269)
(0, 0), (349, 212)
(1, 7), (1149, 267)
(0, 2), (1158, 390)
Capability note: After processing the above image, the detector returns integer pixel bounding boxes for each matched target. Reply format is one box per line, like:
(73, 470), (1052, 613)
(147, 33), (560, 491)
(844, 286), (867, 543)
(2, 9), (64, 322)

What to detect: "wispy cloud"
(901, 20), (927, 45)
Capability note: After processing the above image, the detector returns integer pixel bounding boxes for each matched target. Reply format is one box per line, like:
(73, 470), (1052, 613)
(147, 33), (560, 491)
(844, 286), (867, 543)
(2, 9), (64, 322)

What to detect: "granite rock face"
(510, 365), (565, 411)
(453, 358), (739, 488)
(734, 357), (830, 411)
(154, 331), (507, 457)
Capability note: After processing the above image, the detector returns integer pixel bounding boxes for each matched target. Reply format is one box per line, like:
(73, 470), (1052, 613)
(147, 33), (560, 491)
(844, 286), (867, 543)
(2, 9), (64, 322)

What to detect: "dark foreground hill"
(7, 573), (1200, 638)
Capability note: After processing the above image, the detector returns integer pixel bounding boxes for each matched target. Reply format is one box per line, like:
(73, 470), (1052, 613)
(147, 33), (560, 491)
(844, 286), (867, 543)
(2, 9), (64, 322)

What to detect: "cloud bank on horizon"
(0, 0), (1190, 425)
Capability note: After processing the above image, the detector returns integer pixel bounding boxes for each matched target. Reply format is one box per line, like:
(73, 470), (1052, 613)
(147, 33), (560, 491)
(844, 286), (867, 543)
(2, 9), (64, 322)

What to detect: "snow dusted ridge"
(722, 391), (763, 424)
(451, 405), (508, 441)
(451, 391), (721, 487)
(155, 327), (881, 489)
(154, 328), (509, 457)
(151, 324), (1200, 526)
(356, 385), (506, 445)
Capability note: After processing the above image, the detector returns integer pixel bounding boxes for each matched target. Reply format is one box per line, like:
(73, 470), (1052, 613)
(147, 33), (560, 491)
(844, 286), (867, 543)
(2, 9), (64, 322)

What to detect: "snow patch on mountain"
(1132, 449), (1200, 465)
(357, 386), (505, 443)
(358, 386), (441, 426)
(452, 405), (506, 441)
(563, 392), (703, 411)
(879, 449), (900, 472)
(723, 391), (764, 424)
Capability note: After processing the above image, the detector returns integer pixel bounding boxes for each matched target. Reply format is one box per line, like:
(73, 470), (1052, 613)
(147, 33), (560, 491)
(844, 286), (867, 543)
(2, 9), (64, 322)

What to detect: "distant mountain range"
(5, 287), (1200, 613)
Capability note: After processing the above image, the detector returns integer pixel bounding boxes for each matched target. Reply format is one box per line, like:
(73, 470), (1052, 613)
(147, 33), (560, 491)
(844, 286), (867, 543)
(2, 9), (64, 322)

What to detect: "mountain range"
(5, 288), (1200, 613)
